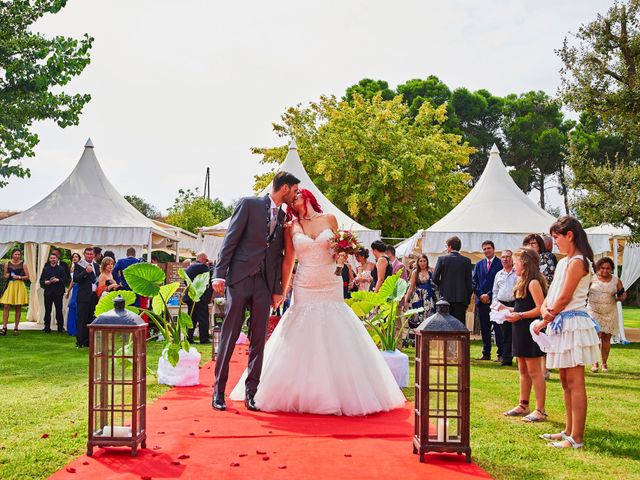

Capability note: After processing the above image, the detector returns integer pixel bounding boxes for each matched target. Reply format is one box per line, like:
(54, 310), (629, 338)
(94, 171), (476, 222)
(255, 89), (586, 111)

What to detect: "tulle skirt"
(0, 281), (28, 306)
(230, 298), (406, 416)
(546, 311), (600, 369)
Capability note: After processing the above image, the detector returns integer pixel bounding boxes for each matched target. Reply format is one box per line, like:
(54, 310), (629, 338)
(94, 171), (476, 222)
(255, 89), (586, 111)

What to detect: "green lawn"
(623, 306), (640, 329)
(0, 334), (638, 480)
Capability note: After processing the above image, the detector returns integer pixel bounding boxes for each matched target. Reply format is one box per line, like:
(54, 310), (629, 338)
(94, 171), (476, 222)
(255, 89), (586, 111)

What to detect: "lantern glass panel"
(429, 339), (444, 363)
(446, 391), (459, 416)
(428, 390), (443, 416)
(447, 417), (462, 443)
(446, 366), (459, 387)
(446, 339), (460, 364)
(429, 364), (443, 387)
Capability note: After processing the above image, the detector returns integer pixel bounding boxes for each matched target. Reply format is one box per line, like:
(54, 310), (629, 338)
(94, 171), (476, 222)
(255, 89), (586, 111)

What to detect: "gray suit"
(213, 194), (286, 398)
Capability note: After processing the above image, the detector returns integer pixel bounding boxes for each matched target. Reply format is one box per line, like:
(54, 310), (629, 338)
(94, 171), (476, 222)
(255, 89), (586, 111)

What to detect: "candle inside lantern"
(100, 425), (132, 437)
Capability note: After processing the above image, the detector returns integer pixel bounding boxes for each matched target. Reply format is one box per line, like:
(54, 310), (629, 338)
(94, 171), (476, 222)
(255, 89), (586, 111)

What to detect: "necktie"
(486, 259), (491, 272)
(269, 207), (278, 236)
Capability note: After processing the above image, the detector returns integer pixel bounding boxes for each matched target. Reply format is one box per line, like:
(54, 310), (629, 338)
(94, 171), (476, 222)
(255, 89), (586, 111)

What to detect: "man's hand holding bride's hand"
(212, 279), (225, 296)
(271, 294), (284, 309)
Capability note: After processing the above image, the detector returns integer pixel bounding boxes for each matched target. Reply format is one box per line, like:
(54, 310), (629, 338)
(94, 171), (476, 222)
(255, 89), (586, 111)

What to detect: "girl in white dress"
(230, 189), (405, 415)
(534, 216), (600, 449)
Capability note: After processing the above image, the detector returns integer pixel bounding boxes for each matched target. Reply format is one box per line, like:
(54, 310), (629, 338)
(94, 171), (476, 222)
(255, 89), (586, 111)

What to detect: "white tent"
(0, 139), (179, 322)
(199, 138), (381, 259)
(416, 145), (610, 259)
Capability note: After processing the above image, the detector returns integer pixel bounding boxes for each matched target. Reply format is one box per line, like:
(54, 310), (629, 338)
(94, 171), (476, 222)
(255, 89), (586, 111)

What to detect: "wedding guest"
(492, 250), (517, 366)
(370, 240), (392, 292)
(543, 235), (558, 270)
(503, 248), (548, 422)
(433, 236), (473, 324)
(386, 245), (407, 281)
(51, 248), (71, 286)
(65, 253), (81, 337)
(523, 234), (556, 285)
(103, 250), (116, 261)
(74, 247), (100, 348)
(113, 247), (141, 290)
(182, 258), (192, 268)
(337, 252), (354, 299)
(408, 260), (416, 272)
(472, 240), (504, 361)
(39, 252), (68, 333)
(404, 254), (436, 316)
(0, 249), (30, 336)
(96, 257), (119, 298)
(536, 216), (599, 449)
(354, 247), (375, 292)
(185, 251), (213, 344)
(93, 247), (104, 264)
(588, 257), (626, 373)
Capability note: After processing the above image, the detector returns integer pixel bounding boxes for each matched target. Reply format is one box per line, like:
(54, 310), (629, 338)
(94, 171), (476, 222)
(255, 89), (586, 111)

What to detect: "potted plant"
(95, 262), (210, 386)
(347, 270), (422, 387)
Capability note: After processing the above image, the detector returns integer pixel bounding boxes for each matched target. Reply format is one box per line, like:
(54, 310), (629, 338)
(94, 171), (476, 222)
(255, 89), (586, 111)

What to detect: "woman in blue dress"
(65, 253), (80, 337)
(404, 254), (436, 322)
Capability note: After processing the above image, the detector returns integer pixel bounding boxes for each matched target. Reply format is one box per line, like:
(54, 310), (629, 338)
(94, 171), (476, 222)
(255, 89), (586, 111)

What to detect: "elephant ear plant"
(94, 263), (210, 367)
(347, 270), (423, 351)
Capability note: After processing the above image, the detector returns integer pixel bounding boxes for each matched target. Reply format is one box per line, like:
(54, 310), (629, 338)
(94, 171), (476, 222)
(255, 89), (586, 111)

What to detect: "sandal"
(0, 327), (7, 336)
(602, 364), (608, 373)
(547, 435), (584, 449)
(503, 401), (530, 417)
(523, 409), (547, 422)
(12, 329), (18, 336)
(591, 364), (599, 373)
(540, 431), (567, 441)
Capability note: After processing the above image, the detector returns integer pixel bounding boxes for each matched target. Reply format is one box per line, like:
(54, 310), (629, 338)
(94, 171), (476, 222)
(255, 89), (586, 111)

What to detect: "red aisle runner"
(50, 347), (491, 480)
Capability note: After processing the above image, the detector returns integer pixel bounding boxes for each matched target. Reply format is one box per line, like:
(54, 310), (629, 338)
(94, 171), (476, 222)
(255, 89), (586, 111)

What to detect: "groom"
(211, 171), (300, 411)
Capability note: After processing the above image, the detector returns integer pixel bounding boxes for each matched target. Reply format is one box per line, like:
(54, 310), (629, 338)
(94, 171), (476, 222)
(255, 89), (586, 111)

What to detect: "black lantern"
(87, 295), (147, 457)
(413, 299), (471, 463)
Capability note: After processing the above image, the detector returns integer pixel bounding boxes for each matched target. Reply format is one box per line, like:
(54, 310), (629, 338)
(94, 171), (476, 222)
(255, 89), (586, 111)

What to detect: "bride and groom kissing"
(211, 171), (405, 416)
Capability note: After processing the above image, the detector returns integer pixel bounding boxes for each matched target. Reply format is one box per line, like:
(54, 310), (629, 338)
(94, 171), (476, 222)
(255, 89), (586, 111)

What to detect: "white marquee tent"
(199, 138), (381, 259)
(0, 139), (187, 322)
(398, 145), (610, 260)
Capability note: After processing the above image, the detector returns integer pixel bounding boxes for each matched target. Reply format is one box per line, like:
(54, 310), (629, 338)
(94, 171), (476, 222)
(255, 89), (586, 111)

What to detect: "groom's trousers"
(214, 270), (271, 399)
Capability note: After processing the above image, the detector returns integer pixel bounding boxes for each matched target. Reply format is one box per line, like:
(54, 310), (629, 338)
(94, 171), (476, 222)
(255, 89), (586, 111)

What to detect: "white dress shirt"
(492, 268), (517, 303)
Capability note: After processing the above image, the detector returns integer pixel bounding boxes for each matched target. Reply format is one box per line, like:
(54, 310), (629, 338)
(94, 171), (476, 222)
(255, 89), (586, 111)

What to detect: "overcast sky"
(0, 0), (608, 215)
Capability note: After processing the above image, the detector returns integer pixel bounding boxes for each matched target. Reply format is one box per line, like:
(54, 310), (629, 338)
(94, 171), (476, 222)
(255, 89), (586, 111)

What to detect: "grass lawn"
(1, 334), (639, 480)
(623, 306), (640, 329)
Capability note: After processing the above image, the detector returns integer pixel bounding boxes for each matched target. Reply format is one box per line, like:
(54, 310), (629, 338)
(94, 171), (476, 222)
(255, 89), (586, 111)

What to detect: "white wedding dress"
(230, 228), (405, 416)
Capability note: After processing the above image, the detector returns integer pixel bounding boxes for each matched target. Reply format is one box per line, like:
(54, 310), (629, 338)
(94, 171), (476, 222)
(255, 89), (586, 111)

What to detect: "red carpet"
(50, 347), (491, 480)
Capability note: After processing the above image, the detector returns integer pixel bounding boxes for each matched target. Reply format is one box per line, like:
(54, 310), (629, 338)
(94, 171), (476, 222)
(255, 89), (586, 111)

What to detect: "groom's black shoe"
(245, 394), (260, 412)
(212, 395), (226, 411)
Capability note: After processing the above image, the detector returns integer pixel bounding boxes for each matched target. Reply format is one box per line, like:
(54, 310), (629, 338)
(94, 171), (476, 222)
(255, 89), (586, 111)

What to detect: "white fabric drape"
(0, 243), (13, 260)
(25, 243), (50, 323)
(614, 243), (640, 344)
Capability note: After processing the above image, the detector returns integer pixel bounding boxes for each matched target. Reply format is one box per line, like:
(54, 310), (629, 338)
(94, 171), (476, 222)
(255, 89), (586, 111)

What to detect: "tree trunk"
(539, 173), (546, 210)
(558, 166), (571, 215)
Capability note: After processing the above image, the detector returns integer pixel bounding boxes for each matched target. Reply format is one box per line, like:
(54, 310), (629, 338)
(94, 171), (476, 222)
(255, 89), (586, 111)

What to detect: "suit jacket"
(74, 261), (99, 303)
(185, 261), (213, 304)
(39, 263), (68, 297)
(213, 194), (285, 295)
(432, 252), (473, 305)
(113, 256), (140, 289)
(472, 256), (503, 304)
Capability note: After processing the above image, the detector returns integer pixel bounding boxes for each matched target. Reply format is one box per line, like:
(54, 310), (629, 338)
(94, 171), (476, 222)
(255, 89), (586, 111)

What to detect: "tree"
(344, 78), (395, 103)
(559, 0), (640, 236)
(124, 194), (161, 219)
(165, 188), (233, 234)
(251, 93), (473, 237)
(0, 1), (93, 187)
(501, 91), (573, 211)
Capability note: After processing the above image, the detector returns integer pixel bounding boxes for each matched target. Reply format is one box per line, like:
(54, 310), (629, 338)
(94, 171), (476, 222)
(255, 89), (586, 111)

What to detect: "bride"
(230, 188), (405, 415)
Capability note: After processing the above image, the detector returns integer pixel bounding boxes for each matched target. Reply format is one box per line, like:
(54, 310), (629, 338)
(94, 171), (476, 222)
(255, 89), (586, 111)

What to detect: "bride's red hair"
(288, 188), (322, 220)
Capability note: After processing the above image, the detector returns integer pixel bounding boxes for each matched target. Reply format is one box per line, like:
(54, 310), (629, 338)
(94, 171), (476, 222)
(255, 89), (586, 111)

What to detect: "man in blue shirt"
(113, 247), (141, 290)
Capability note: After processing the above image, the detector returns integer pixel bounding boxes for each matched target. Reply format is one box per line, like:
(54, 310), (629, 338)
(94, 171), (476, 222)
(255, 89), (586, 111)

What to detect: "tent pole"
(147, 232), (153, 264)
(613, 237), (619, 273)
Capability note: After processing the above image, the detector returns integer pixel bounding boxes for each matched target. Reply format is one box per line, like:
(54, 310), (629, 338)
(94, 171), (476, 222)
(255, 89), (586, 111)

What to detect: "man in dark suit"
(39, 252), (68, 333)
(74, 247), (100, 348)
(433, 236), (473, 324)
(211, 171), (300, 411)
(472, 240), (504, 361)
(184, 251), (213, 344)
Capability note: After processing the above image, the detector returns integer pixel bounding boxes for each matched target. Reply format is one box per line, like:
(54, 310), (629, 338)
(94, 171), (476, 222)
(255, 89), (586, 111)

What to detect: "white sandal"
(539, 431), (566, 441)
(547, 435), (584, 449)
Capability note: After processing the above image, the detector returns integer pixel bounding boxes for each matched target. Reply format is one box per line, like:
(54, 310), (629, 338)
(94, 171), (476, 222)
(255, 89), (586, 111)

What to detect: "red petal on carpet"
(49, 349), (492, 479)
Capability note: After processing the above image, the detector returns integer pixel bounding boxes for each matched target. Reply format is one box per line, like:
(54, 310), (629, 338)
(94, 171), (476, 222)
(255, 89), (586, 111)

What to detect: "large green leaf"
(94, 290), (138, 317)
(349, 300), (378, 318)
(124, 263), (165, 297)
(350, 289), (379, 303)
(188, 271), (210, 303)
(378, 270), (402, 301)
(166, 343), (180, 367)
(178, 311), (194, 331)
(152, 282), (180, 316)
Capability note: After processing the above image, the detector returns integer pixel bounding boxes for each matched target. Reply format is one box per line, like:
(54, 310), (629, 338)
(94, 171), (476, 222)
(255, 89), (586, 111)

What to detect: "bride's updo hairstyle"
(288, 188), (323, 220)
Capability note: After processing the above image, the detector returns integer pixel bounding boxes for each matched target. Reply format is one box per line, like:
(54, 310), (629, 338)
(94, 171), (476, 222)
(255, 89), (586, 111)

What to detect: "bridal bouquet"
(329, 230), (363, 275)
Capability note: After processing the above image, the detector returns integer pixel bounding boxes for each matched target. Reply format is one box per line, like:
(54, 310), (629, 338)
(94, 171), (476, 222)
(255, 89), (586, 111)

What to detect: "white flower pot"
(381, 349), (409, 387)
(157, 347), (201, 387)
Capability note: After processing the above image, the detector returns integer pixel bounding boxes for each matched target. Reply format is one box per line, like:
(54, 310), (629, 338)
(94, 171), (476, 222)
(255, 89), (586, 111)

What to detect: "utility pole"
(203, 167), (211, 200)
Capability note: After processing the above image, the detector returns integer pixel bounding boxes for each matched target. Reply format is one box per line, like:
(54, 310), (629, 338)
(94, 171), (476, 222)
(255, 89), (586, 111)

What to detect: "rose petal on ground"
(162, 406), (168, 410)
(178, 454), (190, 460)
(278, 465), (287, 469)
(262, 456), (270, 461)
(256, 450), (267, 455)
(230, 462), (240, 467)
(239, 454), (248, 457)
(41, 433), (49, 439)
(66, 467), (76, 473)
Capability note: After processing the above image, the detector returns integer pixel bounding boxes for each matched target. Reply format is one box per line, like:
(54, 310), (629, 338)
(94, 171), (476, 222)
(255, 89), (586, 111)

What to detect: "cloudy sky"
(1, 0), (607, 215)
